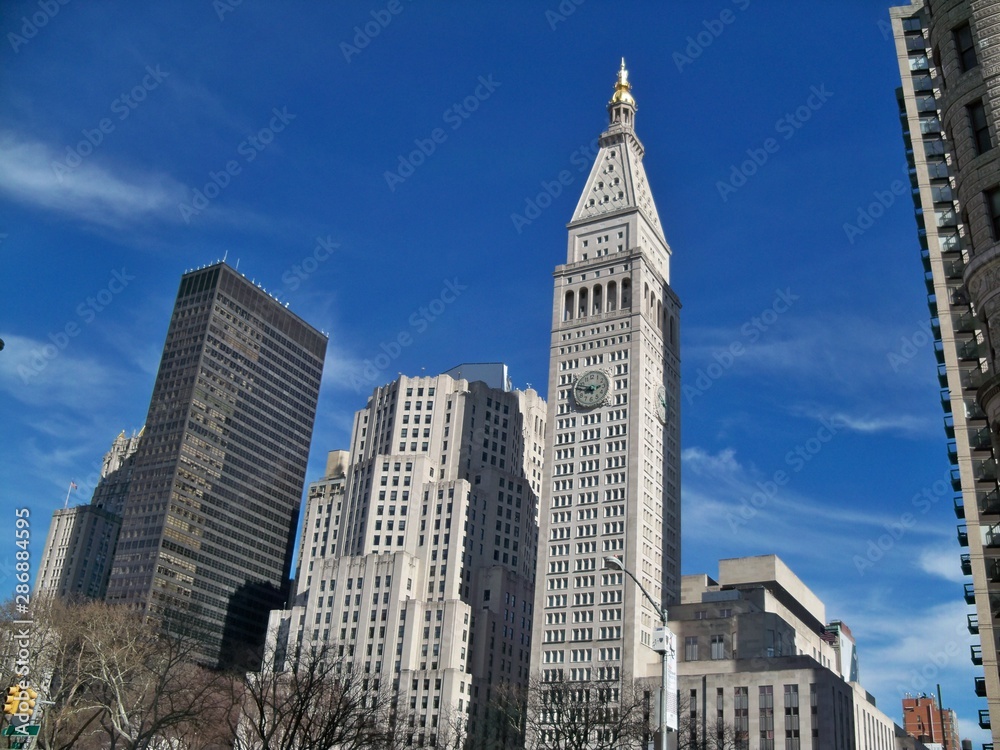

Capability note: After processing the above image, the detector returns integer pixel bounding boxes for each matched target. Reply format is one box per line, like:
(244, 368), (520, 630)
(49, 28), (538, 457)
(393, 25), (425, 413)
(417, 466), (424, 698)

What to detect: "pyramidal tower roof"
(570, 59), (665, 242)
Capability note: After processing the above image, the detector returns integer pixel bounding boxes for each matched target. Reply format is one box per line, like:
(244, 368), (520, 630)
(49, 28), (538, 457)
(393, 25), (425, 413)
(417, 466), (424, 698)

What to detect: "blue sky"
(0, 0), (982, 741)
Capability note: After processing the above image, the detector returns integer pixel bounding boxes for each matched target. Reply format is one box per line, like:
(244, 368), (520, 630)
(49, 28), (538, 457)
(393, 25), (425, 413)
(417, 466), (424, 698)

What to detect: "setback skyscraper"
(891, 2), (1000, 742)
(266, 365), (546, 748)
(105, 261), (327, 668)
(529, 58), (682, 730)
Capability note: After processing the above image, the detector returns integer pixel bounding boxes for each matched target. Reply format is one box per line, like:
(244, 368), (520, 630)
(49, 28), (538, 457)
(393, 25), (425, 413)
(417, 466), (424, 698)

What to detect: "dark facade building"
(105, 262), (326, 668)
(890, 1), (1000, 742)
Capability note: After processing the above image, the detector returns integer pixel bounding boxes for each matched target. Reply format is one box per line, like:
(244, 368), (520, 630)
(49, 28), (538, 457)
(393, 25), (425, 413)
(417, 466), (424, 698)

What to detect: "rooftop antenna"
(222, 249), (228, 263)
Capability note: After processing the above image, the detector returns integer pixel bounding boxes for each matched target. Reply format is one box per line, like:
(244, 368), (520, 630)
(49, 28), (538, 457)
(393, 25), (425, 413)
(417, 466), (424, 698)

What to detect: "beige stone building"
(35, 429), (142, 600)
(267, 364), (546, 747)
(673, 555), (908, 750)
(890, 1), (1000, 742)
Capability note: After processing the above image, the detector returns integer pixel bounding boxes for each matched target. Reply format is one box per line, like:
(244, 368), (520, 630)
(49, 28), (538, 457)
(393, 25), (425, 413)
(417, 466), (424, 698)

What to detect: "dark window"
(954, 22), (978, 72)
(969, 100), (992, 155)
(987, 187), (1000, 241)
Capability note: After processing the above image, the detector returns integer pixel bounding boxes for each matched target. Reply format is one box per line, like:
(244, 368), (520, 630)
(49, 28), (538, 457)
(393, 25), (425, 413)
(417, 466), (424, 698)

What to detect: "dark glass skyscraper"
(105, 262), (326, 668)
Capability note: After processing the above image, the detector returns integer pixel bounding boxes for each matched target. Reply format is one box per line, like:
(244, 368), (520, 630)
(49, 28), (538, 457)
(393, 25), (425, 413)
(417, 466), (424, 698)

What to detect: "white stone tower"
(530, 59), (681, 694)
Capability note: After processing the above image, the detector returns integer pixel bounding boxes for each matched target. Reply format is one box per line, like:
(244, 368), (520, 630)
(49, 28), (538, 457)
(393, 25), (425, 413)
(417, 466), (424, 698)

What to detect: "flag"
(70, 481), (78, 490)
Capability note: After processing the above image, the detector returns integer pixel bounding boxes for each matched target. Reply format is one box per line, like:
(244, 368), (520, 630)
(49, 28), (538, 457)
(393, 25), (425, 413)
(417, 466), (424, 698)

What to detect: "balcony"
(976, 458), (998, 483)
(944, 256), (966, 278)
(972, 644), (983, 665)
(981, 488), (1000, 516)
(959, 337), (983, 361)
(990, 560), (1000, 583)
(969, 613), (980, 634)
(966, 582), (977, 604)
(962, 554), (973, 575)
(968, 400), (987, 420)
(955, 469), (966, 492)
(956, 497), (966, 519)
(976, 676), (987, 697)
(980, 709), (991, 729)
(942, 388), (954, 413)
(948, 440), (959, 463)
(959, 524), (970, 546)
(972, 426), (994, 452)
(954, 309), (978, 333)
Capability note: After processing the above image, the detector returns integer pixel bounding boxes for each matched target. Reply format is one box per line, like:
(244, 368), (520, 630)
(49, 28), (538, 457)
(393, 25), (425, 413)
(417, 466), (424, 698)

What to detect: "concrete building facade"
(104, 261), (327, 668)
(267, 365), (546, 748)
(529, 59), (682, 725)
(673, 556), (907, 750)
(890, 1), (1000, 741)
(35, 429), (142, 600)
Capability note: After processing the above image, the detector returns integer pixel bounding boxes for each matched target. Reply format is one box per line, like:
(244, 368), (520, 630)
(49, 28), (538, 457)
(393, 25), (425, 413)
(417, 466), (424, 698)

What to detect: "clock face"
(655, 385), (668, 425)
(574, 370), (610, 408)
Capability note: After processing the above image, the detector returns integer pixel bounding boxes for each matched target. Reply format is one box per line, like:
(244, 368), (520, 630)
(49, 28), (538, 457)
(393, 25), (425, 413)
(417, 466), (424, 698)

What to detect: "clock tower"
(530, 60), (681, 695)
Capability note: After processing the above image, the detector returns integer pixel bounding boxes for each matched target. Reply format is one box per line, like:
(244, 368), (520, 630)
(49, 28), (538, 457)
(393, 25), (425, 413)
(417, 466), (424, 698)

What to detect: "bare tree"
(515, 673), (653, 750)
(2, 598), (226, 750)
(230, 642), (397, 750)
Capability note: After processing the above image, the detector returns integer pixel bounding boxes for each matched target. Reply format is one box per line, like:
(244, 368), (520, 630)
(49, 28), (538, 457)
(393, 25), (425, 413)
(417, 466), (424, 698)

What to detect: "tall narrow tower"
(530, 60), (681, 691)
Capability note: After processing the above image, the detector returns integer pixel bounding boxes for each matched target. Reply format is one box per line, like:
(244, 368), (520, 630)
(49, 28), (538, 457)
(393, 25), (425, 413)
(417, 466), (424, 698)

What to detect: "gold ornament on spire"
(610, 57), (635, 107)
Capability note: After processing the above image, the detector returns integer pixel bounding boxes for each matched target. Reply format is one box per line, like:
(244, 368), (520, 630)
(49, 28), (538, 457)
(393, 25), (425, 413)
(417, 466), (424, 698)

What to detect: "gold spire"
(610, 57), (635, 108)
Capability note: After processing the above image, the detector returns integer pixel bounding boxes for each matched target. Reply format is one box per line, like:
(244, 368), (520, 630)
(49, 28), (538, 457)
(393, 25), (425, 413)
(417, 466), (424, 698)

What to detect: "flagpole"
(63, 482), (77, 509)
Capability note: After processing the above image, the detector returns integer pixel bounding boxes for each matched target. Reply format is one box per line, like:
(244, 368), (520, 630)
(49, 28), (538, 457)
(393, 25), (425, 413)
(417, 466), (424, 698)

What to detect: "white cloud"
(681, 447), (743, 476)
(917, 546), (965, 583)
(0, 132), (186, 227)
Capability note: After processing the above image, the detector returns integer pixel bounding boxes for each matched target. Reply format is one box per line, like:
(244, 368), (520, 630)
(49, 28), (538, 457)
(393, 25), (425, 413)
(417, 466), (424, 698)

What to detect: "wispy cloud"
(917, 546), (965, 583)
(0, 333), (130, 409)
(0, 132), (186, 227)
(790, 405), (935, 439)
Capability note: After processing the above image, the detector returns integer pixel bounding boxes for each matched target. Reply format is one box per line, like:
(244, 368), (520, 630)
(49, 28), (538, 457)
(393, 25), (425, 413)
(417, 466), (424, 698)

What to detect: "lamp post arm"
(617, 565), (667, 625)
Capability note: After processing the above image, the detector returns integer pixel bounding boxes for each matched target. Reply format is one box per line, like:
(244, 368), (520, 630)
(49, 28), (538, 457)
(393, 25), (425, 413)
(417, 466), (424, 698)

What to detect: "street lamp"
(604, 555), (676, 750)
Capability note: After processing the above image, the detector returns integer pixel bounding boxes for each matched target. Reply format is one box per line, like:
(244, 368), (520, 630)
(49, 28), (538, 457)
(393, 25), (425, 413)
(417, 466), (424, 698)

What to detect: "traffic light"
(18, 689), (36, 714)
(2, 687), (18, 715)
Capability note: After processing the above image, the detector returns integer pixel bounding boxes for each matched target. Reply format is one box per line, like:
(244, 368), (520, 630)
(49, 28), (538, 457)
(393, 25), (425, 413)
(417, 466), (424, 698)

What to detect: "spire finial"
(608, 57), (636, 119)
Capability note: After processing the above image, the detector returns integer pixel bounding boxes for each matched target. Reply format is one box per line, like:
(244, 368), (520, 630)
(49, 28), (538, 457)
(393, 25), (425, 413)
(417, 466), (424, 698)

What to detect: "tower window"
(968, 100), (992, 155)
(953, 22), (978, 72)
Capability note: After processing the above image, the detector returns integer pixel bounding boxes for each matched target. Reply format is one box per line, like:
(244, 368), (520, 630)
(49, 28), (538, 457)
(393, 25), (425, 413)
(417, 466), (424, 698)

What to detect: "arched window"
(564, 290), (575, 322)
(607, 281), (618, 312)
(621, 279), (631, 308)
(593, 285), (603, 315)
(578, 288), (589, 319)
